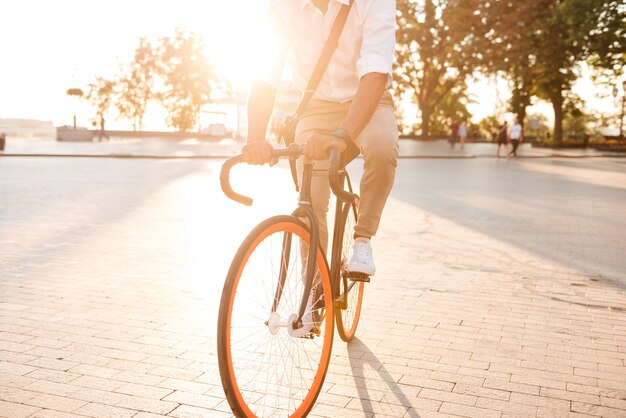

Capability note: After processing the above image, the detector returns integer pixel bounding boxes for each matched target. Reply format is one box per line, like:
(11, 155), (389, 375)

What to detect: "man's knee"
(362, 136), (399, 169)
(359, 112), (399, 168)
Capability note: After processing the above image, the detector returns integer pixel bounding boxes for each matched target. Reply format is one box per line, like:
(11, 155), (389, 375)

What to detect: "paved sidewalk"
(1, 156), (625, 417)
(1, 136), (623, 159)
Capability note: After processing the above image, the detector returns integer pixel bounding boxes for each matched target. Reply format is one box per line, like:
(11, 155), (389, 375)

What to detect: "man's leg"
(352, 98), (399, 239)
(295, 156), (332, 253)
(295, 103), (349, 254)
(340, 97), (398, 276)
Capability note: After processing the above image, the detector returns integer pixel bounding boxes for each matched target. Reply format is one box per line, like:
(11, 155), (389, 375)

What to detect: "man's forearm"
(340, 72), (389, 140)
(247, 81), (277, 143)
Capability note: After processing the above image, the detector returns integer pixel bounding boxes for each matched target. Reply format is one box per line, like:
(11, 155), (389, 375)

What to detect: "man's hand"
(242, 140), (275, 165)
(304, 134), (348, 161)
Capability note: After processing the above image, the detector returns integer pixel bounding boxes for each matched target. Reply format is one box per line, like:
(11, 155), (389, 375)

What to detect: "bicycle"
(217, 144), (369, 417)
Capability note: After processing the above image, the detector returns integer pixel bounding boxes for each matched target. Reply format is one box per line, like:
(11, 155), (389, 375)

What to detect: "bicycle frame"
(220, 145), (359, 333)
(330, 175), (359, 311)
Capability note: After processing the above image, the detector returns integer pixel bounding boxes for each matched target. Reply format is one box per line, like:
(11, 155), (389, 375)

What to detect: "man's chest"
(311, 0), (330, 14)
(275, 0), (364, 51)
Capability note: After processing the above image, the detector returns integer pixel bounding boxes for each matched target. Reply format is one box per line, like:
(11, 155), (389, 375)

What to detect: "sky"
(0, 0), (620, 131)
(0, 0), (271, 129)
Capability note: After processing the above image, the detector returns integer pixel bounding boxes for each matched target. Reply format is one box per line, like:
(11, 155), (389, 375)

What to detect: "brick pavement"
(1, 156), (625, 417)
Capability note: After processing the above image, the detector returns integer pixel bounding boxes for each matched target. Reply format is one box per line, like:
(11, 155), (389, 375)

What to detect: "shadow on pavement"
(386, 158), (626, 292)
(0, 158), (210, 277)
(547, 158), (626, 174)
(348, 338), (421, 418)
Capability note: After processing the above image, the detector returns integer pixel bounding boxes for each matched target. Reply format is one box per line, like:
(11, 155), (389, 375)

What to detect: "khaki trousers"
(295, 91), (399, 252)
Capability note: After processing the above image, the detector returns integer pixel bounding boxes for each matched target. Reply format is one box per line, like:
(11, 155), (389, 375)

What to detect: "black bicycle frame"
(220, 145), (358, 331)
(289, 162), (321, 331)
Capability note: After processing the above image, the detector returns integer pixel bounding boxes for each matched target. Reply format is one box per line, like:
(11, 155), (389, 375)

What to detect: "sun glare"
(0, 0), (616, 130)
(198, 1), (278, 90)
(0, 0), (275, 128)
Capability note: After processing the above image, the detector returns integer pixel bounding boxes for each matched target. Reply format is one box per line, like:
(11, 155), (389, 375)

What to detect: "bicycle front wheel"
(335, 201), (364, 342)
(217, 215), (334, 418)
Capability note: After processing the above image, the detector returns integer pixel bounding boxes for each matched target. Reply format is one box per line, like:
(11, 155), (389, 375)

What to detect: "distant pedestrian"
(449, 120), (459, 149)
(508, 118), (523, 158)
(96, 115), (110, 142)
(496, 121), (509, 158)
(459, 120), (468, 151)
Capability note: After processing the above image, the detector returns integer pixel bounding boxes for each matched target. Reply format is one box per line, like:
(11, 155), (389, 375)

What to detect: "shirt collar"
(299, 0), (350, 11)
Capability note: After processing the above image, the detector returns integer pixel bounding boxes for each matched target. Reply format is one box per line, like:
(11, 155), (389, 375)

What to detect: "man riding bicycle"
(243, 0), (398, 277)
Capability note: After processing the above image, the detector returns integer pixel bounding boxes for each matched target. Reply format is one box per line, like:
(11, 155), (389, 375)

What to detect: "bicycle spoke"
(335, 200), (364, 342)
(220, 219), (332, 417)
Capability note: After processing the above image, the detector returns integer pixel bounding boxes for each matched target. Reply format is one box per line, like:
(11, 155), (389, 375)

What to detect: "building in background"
(0, 119), (56, 138)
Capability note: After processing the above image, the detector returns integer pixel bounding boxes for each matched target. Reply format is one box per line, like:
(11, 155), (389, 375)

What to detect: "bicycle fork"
(271, 162), (321, 333)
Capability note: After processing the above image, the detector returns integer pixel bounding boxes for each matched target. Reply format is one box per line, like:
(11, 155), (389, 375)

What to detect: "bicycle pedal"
(300, 326), (321, 339)
(347, 272), (370, 282)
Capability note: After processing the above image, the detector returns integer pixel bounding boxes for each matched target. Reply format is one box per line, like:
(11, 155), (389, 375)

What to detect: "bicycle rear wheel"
(335, 201), (365, 342)
(217, 215), (334, 418)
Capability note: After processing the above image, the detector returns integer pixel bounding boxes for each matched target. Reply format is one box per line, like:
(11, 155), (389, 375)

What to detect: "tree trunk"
(421, 107), (432, 139)
(552, 98), (564, 144)
(517, 106), (527, 129)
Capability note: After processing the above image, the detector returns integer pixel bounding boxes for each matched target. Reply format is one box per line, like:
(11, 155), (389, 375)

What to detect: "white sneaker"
(347, 237), (376, 276)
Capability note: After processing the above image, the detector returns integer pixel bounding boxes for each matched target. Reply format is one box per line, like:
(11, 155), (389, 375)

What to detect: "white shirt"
(509, 123), (522, 140)
(258, 0), (396, 103)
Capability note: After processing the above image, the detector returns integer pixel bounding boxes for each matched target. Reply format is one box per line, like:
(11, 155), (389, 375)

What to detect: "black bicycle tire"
(217, 215), (334, 418)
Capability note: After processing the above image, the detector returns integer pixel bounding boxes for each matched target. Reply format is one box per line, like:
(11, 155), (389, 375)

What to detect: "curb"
(0, 153), (624, 159)
(0, 153), (478, 159)
(0, 153), (235, 159)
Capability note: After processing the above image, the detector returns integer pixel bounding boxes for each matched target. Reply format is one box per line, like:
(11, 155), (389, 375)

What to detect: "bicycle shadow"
(347, 338), (420, 418)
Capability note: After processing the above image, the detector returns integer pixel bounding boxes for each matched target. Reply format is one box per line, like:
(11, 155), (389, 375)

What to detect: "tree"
(429, 84), (473, 135)
(529, 1), (580, 144)
(476, 0), (624, 143)
(394, 0), (484, 138)
(116, 37), (158, 131)
(567, 0), (626, 77)
(523, 0), (624, 143)
(85, 77), (115, 133)
(478, 115), (500, 140)
(562, 94), (590, 139)
(157, 30), (220, 132)
(66, 88), (84, 128)
(473, 0), (541, 129)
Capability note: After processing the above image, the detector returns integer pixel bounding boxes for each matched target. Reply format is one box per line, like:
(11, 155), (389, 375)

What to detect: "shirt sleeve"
(254, 2), (291, 88)
(356, 0), (396, 81)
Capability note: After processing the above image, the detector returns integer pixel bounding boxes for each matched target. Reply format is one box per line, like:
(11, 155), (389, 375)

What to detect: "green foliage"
(562, 94), (602, 138)
(66, 88), (84, 97)
(429, 85), (473, 136)
(75, 30), (222, 133)
(477, 115), (501, 140)
(116, 37), (158, 131)
(474, 0), (623, 144)
(561, 0), (626, 76)
(525, 113), (550, 139)
(394, 0), (483, 138)
(85, 77), (116, 130)
(157, 29), (219, 132)
(66, 87), (84, 128)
